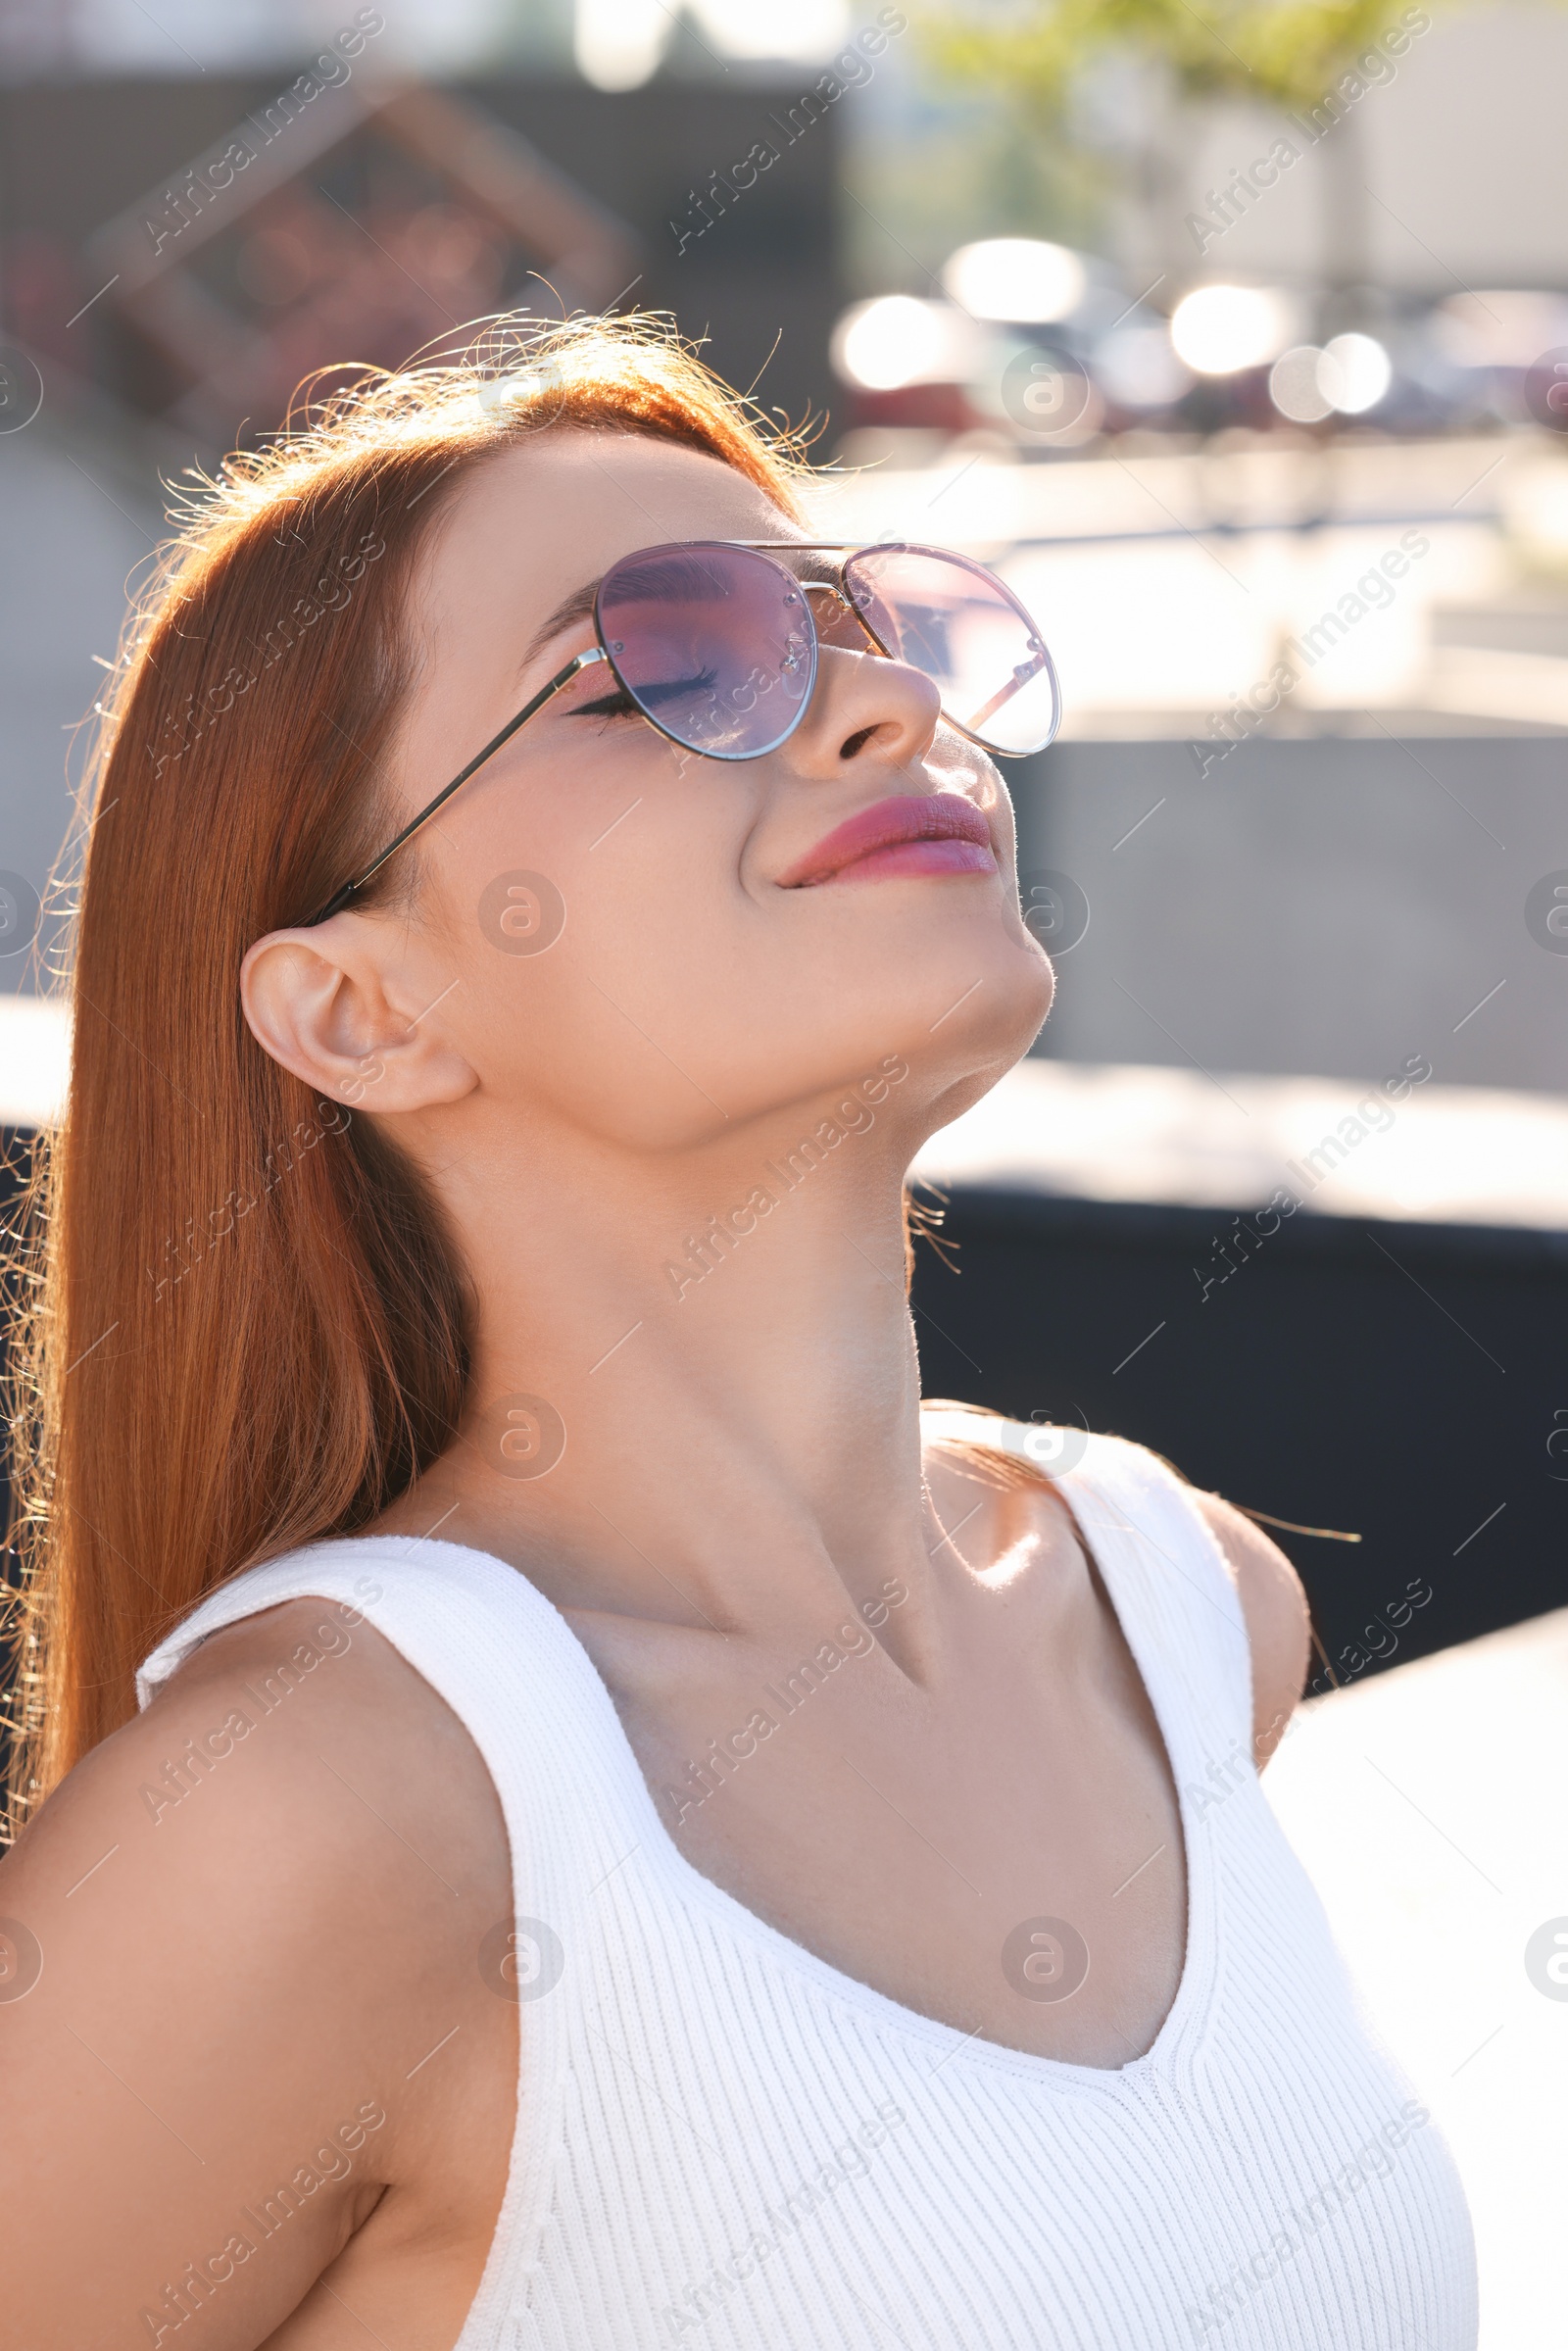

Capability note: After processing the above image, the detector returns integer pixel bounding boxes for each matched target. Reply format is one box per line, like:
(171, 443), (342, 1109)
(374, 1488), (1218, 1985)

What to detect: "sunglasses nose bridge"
(798, 575), (883, 671)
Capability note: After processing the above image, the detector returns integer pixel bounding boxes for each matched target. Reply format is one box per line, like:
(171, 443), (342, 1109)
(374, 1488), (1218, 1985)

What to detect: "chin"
(897, 930), (1054, 1139)
(937, 907), (1055, 1053)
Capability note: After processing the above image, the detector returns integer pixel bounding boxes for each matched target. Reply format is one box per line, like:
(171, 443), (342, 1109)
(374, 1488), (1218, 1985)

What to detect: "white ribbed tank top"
(138, 1421), (1477, 2350)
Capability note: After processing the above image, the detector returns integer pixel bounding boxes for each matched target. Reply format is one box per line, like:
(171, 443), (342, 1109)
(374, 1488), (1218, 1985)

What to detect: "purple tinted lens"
(842, 545), (1060, 757)
(596, 544), (816, 760)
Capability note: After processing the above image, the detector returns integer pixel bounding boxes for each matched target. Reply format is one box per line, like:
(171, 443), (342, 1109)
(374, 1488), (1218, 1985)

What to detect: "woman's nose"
(785, 636), (943, 774)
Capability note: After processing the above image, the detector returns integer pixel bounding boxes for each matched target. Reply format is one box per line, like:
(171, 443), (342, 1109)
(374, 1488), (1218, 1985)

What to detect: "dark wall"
(0, 73), (840, 438)
(911, 1189), (1568, 1687)
(464, 78), (839, 438)
(9, 1124), (1563, 1690)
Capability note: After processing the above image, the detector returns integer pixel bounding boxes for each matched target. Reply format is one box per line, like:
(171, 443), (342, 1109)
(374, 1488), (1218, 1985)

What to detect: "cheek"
(448, 773), (761, 1145)
(443, 723), (706, 966)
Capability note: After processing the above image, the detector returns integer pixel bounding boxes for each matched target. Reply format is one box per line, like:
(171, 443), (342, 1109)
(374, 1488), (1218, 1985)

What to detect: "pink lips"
(780, 794), (997, 888)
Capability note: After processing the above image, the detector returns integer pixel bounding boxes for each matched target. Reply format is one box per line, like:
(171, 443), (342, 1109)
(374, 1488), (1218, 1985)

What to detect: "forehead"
(417, 428), (799, 644)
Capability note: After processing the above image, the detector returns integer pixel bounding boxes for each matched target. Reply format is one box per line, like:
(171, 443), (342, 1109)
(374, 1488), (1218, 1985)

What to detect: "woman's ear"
(240, 919), (477, 1114)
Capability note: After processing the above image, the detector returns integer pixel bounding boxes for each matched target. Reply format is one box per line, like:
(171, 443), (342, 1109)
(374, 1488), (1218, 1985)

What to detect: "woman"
(1, 318), (1474, 2348)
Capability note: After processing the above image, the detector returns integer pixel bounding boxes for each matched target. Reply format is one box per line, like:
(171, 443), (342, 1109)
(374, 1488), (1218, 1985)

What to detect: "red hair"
(3, 316), (810, 1827)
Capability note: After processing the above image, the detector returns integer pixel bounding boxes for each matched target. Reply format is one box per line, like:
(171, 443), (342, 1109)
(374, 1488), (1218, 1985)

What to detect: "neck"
(376, 1078), (953, 1643)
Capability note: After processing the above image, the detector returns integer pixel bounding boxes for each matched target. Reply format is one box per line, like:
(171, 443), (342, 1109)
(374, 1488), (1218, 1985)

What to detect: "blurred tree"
(924, 0), (1432, 113)
(841, 88), (1107, 302)
(919, 0), (1462, 313)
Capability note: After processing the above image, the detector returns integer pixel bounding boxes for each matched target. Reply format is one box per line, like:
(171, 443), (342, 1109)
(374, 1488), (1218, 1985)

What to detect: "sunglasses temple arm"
(303, 649), (606, 926)
(964, 649), (1052, 737)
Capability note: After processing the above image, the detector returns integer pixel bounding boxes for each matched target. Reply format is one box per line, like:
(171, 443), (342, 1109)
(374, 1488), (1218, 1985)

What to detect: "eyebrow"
(517, 576), (602, 675)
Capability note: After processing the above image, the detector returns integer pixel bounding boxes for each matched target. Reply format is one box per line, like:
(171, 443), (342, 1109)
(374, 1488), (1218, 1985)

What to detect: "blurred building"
(0, 72), (840, 444)
(1165, 2), (1568, 300)
(0, 60), (842, 977)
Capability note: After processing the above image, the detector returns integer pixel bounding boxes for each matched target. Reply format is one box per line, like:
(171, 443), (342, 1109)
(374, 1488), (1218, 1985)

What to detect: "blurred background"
(1, 2), (1564, 2339)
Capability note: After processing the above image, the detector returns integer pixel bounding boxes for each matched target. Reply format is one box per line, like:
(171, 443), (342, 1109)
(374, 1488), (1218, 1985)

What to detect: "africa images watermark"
(135, 1587), (382, 1825)
(147, 1101), (353, 1305)
(138, 2097), (388, 2344)
(1182, 1706), (1294, 1826)
(668, 7), (907, 256)
(1307, 1575), (1433, 1694)
(1191, 1053), (1434, 1303)
(662, 1581), (911, 1830)
(139, 9), (386, 260)
(1183, 1564), (1437, 1833)
(661, 2099), (907, 2338)
(1185, 7), (1432, 256)
(147, 527), (387, 780)
(1191, 530), (1431, 777)
(1186, 2099), (1430, 2339)
(662, 1053), (910, 1301)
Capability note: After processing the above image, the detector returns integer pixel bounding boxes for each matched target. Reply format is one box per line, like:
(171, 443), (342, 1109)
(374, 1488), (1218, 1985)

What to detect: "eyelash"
(567, 685), (640, 723)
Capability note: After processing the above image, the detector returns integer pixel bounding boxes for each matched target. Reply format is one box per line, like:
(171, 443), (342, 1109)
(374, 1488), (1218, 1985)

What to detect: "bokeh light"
(942, 238), (1088, 324)
(1170, 284), (1297, 375)
(831, 296), (976, 391)
(1269, 345), (1334, 422)
(1319, 332), (1394, 415)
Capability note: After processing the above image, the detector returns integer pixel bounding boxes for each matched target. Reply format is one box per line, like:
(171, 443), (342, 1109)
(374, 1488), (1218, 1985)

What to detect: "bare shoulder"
(0, 1593), (515, 2347)
(920, 1411), (1045, 1570)
(1190, 1491), (1312, 1762)
(920, 1409), (1312, 1765)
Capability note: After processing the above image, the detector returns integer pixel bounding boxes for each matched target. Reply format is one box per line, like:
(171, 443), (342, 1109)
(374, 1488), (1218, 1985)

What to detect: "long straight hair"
(3, 317), (810, 1830)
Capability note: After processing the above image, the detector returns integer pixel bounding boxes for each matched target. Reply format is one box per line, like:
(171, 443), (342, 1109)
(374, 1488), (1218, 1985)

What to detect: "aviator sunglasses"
(306, 540), (1061, 925)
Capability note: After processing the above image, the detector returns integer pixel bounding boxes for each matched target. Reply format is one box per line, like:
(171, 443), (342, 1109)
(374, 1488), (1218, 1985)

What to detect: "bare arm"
(1192, 1492), (1312, 1766)
(0, 1597), (515, 2349)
